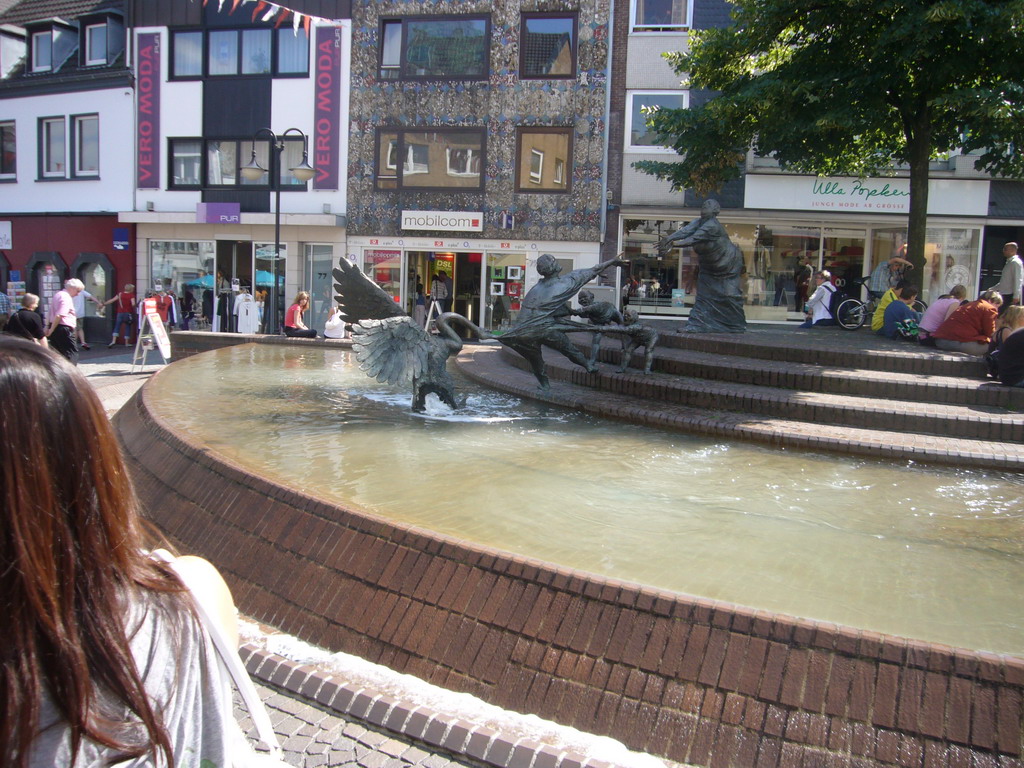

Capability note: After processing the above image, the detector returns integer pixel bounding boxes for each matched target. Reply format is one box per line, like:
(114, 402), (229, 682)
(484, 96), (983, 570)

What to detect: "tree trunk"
(905, 114), (932, 279)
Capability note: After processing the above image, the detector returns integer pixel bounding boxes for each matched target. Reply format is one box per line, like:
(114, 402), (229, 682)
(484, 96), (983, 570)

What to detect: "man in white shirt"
(989, 242), (1023, 315)
(71, 286), (104, 350)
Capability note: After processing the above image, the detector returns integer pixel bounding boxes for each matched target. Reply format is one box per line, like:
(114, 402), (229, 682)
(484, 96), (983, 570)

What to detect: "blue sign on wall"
(113, 228), (130, 250)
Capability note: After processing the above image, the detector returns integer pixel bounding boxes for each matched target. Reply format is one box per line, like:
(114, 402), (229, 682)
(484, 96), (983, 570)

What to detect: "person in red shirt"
(102, 284), (136, 347)
(284, 291), (317, 338)
(933, 290), (1002, 355)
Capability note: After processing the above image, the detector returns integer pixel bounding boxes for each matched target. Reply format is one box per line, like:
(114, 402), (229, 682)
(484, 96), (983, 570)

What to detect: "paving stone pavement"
(237, 680), (481, 768)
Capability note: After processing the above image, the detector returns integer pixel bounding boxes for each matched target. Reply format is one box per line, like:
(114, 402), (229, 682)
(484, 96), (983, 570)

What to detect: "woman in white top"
(800, 270), (837, 328)
(0, 336), (238, 768)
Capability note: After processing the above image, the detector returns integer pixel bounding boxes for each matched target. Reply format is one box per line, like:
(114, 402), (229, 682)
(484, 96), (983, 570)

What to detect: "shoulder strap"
(152, 550), (284, 760)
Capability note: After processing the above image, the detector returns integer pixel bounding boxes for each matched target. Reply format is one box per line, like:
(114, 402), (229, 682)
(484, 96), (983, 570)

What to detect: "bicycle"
(834, 275), (928, 330)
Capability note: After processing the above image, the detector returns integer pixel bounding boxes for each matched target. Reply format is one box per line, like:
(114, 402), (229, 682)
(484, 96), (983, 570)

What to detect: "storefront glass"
(303, 244), (334, 333)
(150, 240), (216, 311)
(484, 252), (527, 331)
(364, 249), (402, 304)
(623, 218), (982, 321)
(254, 242), (286, 333)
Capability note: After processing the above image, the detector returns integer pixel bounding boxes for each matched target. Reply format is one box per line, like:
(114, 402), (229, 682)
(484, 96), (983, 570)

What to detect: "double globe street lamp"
(240, 127), (315, 334)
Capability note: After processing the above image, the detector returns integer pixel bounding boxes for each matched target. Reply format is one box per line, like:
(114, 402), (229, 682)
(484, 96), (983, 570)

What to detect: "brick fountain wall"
(116, 361), (1024, 768)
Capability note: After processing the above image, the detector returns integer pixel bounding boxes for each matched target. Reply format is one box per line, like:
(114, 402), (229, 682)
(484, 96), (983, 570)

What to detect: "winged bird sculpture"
(333, 258), (483, 411)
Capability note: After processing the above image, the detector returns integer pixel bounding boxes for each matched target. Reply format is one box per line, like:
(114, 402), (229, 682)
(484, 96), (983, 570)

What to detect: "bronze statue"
(497, 253), (628, 389)
(659, 199), (746, 333)
(333, 259), (477, 411)
(571, 289), (624, 368)
(614, 308), (659, 374)
(334, 253), (628, 408)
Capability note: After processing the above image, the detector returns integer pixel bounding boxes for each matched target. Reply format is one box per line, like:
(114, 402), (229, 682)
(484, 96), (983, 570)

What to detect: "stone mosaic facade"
(347, 0), (611, 243)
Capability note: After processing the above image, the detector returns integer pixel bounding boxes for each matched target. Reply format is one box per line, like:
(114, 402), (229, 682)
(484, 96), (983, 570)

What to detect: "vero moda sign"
(137, 33), (160, 189)
(400, 210), (483, 232)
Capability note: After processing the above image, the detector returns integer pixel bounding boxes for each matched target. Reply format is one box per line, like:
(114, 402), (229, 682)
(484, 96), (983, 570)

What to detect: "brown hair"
(293, 290), (310, 306)
(0, 337), (183, 767)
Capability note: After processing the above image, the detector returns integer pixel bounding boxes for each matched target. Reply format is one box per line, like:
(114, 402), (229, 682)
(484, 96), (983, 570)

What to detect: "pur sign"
(313, 26), (343, 190)
(401, 210), (483, 232)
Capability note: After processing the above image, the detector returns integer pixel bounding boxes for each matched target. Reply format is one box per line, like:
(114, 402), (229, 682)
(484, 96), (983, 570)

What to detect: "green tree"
(636, 0), (1024, 270)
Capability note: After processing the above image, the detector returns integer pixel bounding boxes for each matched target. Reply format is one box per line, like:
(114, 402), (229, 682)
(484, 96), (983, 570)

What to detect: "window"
(208, 30), (239, 75)
(631, 0), (688, 30)
(32, 31), (52, 71)
(241, 29), (271, 74)
(0, 122), (15, 179)
(626, 91), (688, 149)
(172, 31), (203, 77)
(375, 129), (484, 190)
(171, 137), (307, 188)
(516, 128), (571, 192)
(520, 14), (576, 78)
(378, 17), (489, 80)
(85, 23), (106, 65)
(170, 139), (202, 186)
(277, 28), (308, 74)
(73, 115), (99, 176)
(172, 28), (307, 78)
(40, 117), (65, 177)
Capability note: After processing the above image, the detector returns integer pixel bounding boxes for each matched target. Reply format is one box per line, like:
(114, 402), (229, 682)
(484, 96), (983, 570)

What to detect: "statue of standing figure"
(659, 200), (746, 333)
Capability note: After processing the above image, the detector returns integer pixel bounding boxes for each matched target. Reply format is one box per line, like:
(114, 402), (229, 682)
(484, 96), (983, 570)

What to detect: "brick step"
(521, 349), (1022, 442)
(575, 335), (1024, 410)
(651, 326), (991, 378)
(455, 347), (1024, 464)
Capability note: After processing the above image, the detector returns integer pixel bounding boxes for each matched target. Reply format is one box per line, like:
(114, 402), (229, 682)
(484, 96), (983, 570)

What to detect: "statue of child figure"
(616, 309), (659, 374)
(573, 289), (623, 367)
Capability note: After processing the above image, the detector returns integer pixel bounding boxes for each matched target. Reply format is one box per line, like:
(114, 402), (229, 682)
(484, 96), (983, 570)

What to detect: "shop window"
(150, 241), (216, 314)
(516, 127), (571, 192)
(303, 244), (334, 331)
(378, 16), (489, 80)
(172, 31), (203, 77)
(631, 0), (688, 31)
(520, 13), (576, 79)
(375, 128), (484, 190)
(40, 117), (65, 177)
(32, 30), (52, 71)
(72, 114), (99, 176)
(85, 23), (106, 65)
(0, 122), (15, 180)
(626, 91), (688, 149)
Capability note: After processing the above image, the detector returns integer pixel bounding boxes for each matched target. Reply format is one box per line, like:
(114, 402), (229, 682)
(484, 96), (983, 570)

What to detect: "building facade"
(121, 0), (350, 333)
(613, 0), (1024, 322)
(0, 0), (136, 340)
(345, 0), (615, 332)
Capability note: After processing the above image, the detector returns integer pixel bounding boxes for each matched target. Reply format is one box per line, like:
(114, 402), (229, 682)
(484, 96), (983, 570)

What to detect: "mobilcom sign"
(400, 210), (484, 232)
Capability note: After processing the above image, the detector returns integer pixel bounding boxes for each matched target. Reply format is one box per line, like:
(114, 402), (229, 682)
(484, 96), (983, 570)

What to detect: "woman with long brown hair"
(0, 336), (237, 767)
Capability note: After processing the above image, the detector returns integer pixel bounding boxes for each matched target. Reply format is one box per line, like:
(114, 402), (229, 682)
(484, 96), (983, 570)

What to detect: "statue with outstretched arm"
(497, 253), (628, 389)
(657, 200), (746, 333)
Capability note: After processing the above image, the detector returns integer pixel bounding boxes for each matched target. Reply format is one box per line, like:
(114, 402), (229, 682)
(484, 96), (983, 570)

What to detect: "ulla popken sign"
(401, 210), (484, 232)
(136, 33), (160, 189)
(745, 175), (990, 216)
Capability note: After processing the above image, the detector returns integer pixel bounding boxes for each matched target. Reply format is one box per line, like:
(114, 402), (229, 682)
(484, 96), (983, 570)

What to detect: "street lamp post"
(241, 127), (315, 334)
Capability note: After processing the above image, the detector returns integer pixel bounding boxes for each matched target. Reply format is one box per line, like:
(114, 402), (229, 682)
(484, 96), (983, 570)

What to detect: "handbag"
(153, 550), (288, 767)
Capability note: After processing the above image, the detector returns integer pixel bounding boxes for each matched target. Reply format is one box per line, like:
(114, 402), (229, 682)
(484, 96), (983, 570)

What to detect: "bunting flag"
(189, 0), (344, 34)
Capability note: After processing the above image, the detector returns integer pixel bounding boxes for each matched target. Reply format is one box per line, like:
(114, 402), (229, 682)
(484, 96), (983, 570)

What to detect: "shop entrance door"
(215, 241), (253, 332)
